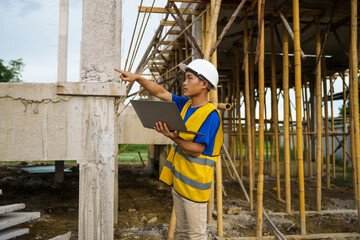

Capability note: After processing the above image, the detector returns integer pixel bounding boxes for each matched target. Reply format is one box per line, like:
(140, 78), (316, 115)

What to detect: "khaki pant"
(172, 188), (208, 240)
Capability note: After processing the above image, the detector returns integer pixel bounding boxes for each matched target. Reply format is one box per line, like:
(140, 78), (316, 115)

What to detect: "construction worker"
(117, 59), (223, 240)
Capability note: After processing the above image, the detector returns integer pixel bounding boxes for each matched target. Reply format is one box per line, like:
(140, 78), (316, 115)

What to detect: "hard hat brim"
(179, 63), (188, 72)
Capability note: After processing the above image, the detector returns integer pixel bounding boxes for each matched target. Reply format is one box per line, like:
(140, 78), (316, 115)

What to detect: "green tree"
(0, 58), (25, 82)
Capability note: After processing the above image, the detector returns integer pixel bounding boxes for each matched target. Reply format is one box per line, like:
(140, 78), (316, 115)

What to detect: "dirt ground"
(0, 162), (358, 239)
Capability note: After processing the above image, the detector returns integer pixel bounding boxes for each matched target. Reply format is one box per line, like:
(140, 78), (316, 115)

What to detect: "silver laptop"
(130, 100), (205, 136)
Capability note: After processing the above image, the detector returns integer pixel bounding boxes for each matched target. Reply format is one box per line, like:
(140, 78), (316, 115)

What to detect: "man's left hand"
(154, 122), (179, 140)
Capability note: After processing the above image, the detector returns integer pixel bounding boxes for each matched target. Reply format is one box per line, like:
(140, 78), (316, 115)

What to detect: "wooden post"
(349, 50), (358, 204)
(315, 18), (323, 212)
(55, 0), (69, 185)
(350, 0), (360, 230)
(330, 77), (336, 178)
(270, 25), (281, 200)
(282, 22), (291, 214)
(55, 161), (65, 184)
(343, 73), (347, 180)
(322, 56), (330, 189)
(292, 0), (306, 235)
(78, 0), (121, 239)
(243, 12), (254, 211)
(256, 0), (265, 236)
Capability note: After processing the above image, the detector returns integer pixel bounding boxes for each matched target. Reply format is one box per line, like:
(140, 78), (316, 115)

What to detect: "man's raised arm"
(115, 69), (172, 101)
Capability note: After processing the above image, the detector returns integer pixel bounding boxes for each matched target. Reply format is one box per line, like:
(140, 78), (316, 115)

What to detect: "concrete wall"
(0, 83), (99, 162)
(0, 83), (171, 162)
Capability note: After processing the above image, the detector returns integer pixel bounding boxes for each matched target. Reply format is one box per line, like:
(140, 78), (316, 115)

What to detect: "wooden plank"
(56, 82), (126, 97)
(219, 232), (360, 240)
(0, 228), (29, 240)
(49, 231), (72, 240)
(160, 21), (176, 26)
(139, 6), (200, 15)
(240, 209), (357, 216)
(0, 212), (40, 230)
(0, 204), (25, 215)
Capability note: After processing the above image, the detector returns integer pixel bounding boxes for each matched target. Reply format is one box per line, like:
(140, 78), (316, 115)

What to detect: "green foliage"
(118, 144), (148, 163)
(0, 58), (25, 82)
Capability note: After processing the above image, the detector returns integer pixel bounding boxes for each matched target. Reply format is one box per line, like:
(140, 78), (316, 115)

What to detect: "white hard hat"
(179, 59), (219, 90)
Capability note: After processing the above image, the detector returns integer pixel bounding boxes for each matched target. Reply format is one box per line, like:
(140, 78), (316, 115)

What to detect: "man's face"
(183, 72), (207, 97)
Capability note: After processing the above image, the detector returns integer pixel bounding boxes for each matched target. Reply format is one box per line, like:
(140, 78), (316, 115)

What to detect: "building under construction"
(124, 0), (360, 239)
(1, 0), (360, 239)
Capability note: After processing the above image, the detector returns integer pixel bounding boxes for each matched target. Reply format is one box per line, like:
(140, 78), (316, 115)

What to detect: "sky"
(0, 0), (344, 118)
(0, 0), (168, 83)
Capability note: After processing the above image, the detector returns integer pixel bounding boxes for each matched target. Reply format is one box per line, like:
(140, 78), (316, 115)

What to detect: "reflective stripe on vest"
(173, 144), (216, 167)
(164, 160), (212, 191)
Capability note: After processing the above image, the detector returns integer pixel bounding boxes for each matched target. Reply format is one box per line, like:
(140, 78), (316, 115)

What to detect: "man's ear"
(201, 80), (208, 90)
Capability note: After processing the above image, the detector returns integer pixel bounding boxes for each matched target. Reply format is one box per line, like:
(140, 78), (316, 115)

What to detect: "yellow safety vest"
(159, 100), (223, 202)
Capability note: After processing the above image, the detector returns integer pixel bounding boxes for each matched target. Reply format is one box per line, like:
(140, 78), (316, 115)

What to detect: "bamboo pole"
(167, 206), (176, 240)
(270, 25), (281, 200)
(283, 21), (291, 214)
(278, 10), (306, 58)
(244, 11), (254, 211)
(315, 18), (323, 212)
(322, 56), (331, 189)
(264, 89), (273, 165)
(210, 0), (247, 56)
(204, 0), (223, 236)
(293, 0), (306, 235)
(350, 0), (360, 230)
(265, 89), (269, 164)
(236, 48), (243, 179)
(250, 31), (256, 194)
(256, 0), (265, 236)
(302, 86), (307, 163)
(229, 78), (233, 157)
(204, 0), (222, 58)
(343, 73), (347, 180)
(330, 77), (336, 178)
(289, 100), (297, 163)
(205, 4), (215, 225)
(349, 49), (357, 204)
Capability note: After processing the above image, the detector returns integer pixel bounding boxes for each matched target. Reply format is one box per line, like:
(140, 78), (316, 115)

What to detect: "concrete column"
(78, 0), (122, 239)
(55, 0), (69, 184)
(57, 0), (69, 83)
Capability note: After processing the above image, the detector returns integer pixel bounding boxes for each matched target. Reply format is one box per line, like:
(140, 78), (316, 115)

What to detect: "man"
(117, 59), (223, 240)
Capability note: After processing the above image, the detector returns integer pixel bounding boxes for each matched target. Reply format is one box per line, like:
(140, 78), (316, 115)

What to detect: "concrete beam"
(0, 228), (29, 240)
(117, 104), (172, 145)
(0, 204), (25, 215)
(0, 212), (40, 230)
(57, 82), (126, 96)
(0, 83), (117, 162)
